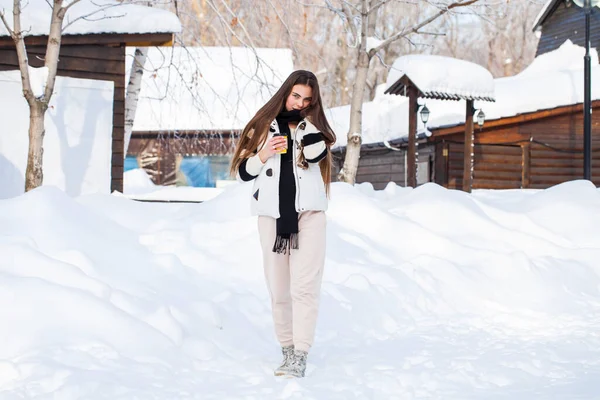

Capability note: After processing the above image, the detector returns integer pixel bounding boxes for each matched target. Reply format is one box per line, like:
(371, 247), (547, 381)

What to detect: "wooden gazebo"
(384, 55), (495, 192)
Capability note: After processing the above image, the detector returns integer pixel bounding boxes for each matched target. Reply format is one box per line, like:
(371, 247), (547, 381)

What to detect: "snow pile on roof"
(0, 0), (181, 37)
(517, 39), (593, 77)
(2, 180), (600, 396)
(131, 47), (294, 132)
(327, 41), (600, 148)
(432, 40), (600, 128)
(385, 54), (495, 101)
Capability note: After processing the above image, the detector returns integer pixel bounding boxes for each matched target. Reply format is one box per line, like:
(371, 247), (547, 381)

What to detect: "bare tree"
(478, 0), (543, 77)
(324, 0), (480, 184)
(0, 0), (84, 191)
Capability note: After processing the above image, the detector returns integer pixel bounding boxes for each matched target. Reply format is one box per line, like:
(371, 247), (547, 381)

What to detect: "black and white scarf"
(273, 109), (304, 254)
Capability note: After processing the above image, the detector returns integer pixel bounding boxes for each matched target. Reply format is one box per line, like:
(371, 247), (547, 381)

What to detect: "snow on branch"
(28, 65), (49, 98)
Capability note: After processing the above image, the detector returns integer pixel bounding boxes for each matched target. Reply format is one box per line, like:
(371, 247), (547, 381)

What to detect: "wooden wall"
(0, 44), (126, 192)
(536, 1), (600, 61)
(442, 142), (523, 190)
(438, 102), (600, 189)
(521, 110), (600, 188)
(333, 142), (435, 190)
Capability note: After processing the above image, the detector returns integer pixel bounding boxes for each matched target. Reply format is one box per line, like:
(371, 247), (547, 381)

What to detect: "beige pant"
(258, 211), (326, 353)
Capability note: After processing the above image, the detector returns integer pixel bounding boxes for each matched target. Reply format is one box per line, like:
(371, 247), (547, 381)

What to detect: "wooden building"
(0, 1), (180, 193)
(432, 100), (600, 190)
(330, 54), (496, 191)
(534, 0), (600, 60)
(331, 1), (600, 191)
(126, 46), (293, 187)
(333, 56), (600, 190)
(331, 134), (435, 190)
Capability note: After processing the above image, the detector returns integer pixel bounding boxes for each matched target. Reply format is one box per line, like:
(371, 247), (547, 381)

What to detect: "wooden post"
(111, 44), (126, 193)
(407, 85), (418, 187)
(463, 100), (474, 192)
(521, 142), (531, 188)
(435, 141), (449, 187)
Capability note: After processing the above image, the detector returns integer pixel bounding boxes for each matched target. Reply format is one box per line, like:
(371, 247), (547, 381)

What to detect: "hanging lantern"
(420, 104), (430, 124)
(476, 109), (485, 127)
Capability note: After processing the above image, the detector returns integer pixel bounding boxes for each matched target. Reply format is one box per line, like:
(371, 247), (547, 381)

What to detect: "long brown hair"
(229, 70), (336, 194)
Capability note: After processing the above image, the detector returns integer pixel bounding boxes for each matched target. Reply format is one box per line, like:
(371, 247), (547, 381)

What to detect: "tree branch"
(61, 3), (125, 32)
(203, 0), (253, 48)
(61, 0), (82, 14)
(43, 0), (64, 101)
(326, 0), (360, 48)
(0, 7), (15, 37)
(10, 0), (34, 103)
(369, 0), (388, 14)
(265, 0), (300, 55)
(217, 0), (256, 48)
(369, 0), (480, 56)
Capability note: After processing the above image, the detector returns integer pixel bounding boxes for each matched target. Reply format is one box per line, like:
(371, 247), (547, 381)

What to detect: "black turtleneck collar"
(276, 109), (304, 124)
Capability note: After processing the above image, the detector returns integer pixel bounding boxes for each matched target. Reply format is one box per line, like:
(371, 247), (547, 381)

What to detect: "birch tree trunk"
(338, 49), (369, 184)
(25, 102), (47, 191)
(0, 0), (75, 191)
(124, 47), (148, 156)
(25, 1), (66, 190)
(337, 0), (373, 184)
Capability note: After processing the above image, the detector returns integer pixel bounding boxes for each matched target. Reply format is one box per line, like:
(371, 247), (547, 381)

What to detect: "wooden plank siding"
(435, 100), (600, 189)
(0, 44), (125, 192)
(355, 150), (405, 190)
(332, 142), (435, 190)
(536, 1), (600, 62)
(474, 145), (522, 189)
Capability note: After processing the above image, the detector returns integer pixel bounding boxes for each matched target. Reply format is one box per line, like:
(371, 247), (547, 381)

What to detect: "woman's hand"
(258, 135), (288, 163)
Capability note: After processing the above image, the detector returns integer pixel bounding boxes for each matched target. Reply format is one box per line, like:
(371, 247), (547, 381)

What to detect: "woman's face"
(285, 84), (313, 111)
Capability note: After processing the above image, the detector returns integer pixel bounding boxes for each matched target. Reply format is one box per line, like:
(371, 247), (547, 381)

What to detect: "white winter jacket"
(237, 118), (328, 218)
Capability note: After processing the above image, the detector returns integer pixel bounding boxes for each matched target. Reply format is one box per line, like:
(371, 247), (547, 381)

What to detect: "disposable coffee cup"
(273, 133), (287, 154)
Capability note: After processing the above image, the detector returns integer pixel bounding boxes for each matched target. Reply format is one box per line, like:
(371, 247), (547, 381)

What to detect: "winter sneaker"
(274, 345), (295, 376)
(286, 349), (308, 378)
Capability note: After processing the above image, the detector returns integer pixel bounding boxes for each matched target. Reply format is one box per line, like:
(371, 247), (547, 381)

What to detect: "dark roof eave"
(0, 32), (176, 47)
(384, 77), (496, 102)
(532, 0), (561, 32)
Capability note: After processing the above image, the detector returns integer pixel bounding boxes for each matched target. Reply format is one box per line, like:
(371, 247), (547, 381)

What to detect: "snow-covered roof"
(532, 0), (600, 31)
(0, 0), (181, 37)
(327, 41), (600, 149)
(385, 54), (495, 101)
(131, 46), (294, 132)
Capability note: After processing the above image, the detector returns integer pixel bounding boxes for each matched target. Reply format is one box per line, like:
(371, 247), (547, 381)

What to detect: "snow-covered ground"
(2, 180), (600, 399)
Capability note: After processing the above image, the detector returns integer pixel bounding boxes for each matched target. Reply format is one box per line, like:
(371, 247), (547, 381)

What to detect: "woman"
(230, 70), (336, 378)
